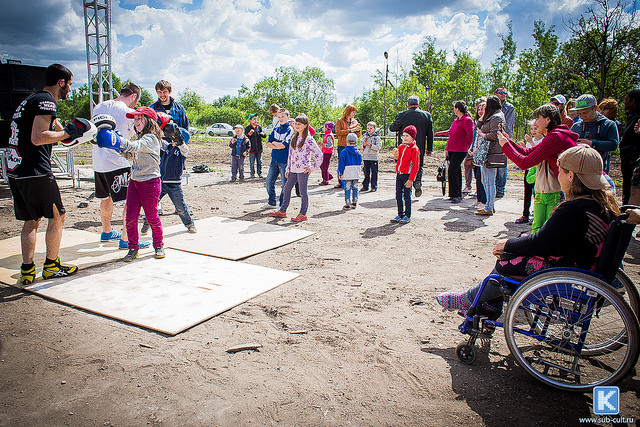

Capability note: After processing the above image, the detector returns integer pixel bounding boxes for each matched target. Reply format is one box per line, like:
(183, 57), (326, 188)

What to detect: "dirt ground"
(0, 139), (638, 426)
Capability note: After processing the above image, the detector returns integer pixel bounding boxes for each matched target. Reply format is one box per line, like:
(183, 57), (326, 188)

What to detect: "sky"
(0, 0), (603, 106)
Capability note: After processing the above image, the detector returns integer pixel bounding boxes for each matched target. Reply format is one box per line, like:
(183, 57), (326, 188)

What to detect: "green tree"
(411, 37), (449, 114)
(512, 21), (559, 137)
(562, 0), (640, 100)
(489, 21), (517, 91)
(179, 88), (206, 113)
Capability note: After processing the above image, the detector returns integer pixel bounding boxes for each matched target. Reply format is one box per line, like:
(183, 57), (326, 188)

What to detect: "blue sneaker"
(119, 239), (150, 250)
(399, 216), (411, 224)
(390, 215), (402, 223)
(100, 230), (122, 242)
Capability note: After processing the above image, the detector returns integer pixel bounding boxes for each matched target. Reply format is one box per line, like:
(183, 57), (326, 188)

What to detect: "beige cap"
(557, 145), (609, 190)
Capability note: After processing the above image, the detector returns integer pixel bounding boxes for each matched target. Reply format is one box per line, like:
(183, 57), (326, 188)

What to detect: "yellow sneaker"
(42, 257), (78, 279)
(19, 265), (36, 285)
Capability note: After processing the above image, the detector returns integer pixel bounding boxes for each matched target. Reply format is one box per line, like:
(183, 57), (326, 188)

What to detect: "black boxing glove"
(63, 118), (92, 141)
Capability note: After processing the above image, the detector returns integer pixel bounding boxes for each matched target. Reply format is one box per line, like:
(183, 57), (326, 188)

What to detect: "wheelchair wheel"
(503, 271), (640, 392)
(456, 343), (476, 365)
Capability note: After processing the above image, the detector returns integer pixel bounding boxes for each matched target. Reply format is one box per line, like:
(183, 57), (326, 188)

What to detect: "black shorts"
(94, 167), (131, 203)
(9, 174), (65, 221)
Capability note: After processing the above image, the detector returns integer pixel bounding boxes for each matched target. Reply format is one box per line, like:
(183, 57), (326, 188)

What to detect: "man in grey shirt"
(495, 87), (514, 198)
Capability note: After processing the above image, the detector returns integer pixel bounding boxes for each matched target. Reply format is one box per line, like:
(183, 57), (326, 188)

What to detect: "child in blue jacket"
(338, 133), (363, 209)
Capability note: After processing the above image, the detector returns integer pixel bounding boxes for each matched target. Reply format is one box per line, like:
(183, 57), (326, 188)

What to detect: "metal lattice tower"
(83, 0), (113, 116)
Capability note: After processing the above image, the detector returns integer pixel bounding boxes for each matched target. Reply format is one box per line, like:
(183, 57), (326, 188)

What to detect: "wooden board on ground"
(0, 229), (148, 286)
(163, 216), (314, 260)
(17, 248), (299, 335)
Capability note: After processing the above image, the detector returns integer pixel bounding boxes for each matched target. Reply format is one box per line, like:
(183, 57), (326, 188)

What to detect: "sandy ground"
(0, 140), (638, 426)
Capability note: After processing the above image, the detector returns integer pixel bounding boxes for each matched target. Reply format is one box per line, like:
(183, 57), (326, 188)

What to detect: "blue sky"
(0, 0), (616, 105)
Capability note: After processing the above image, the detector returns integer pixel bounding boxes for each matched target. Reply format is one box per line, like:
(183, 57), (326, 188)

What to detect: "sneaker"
(19, 265), (36, 286)
(450, 197), (461, 204)
(361, 187), (368, 192)
(371, 188), (377, 192)
(262, 203), (277, 209)
(119, 239), (151, 250)
(390, 215), (402, 223)
(100, 230), (122, 242)
(291, 213), (307, 222)
(496, 193), (504, 199)
(187, 224), (197, 234)
(414, 184), (422, 198)
(270, 210), (287, 218)
(515, 216), (529, 224)
(42, 257), (78, 279)
(123, 249), (138, 262)
(334, 183), (343, 188)
(399, 216), (411, 224)
(343, 204), (352, 210)
(229, 177), (237, 182)
(351, 202), (357, 209)
(154, 246), (165, 259)
(140, 222), (150, 235)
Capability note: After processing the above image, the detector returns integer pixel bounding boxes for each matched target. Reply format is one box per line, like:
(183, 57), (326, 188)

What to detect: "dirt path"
(0, 142), (638, 426)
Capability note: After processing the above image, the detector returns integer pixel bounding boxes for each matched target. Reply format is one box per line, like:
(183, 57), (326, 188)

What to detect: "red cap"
(403, 125), (417, 140)
(126, 106), (158, 122)
(156, 112), (172, 129)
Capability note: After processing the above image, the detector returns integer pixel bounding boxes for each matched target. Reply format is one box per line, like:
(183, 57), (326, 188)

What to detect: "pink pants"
(126, 178), (163, 250)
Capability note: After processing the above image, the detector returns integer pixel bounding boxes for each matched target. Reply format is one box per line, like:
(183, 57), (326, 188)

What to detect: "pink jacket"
(445, 115), (474, 152)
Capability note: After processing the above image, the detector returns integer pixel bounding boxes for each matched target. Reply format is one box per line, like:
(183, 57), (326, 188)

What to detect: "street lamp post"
(383, 51), (388, 137)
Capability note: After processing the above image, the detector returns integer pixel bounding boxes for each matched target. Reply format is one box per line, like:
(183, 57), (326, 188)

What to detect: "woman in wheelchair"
(437, 145), (619, 318)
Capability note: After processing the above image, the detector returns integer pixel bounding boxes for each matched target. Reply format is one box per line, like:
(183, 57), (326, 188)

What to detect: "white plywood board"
(0, 228), (149, 286)
(20, 249), (299, 335)
(163, 216), (314, 260)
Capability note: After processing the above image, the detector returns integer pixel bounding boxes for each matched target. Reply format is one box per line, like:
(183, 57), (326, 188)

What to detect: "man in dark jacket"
(389, 96), (433, 197)
(621, 89), (640, 204)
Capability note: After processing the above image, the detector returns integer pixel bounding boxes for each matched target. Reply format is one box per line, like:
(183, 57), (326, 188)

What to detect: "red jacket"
(396, 141), (421, 181)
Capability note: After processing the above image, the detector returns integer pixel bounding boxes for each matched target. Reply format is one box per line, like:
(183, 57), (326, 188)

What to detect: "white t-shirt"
(92, 99), (134, 172)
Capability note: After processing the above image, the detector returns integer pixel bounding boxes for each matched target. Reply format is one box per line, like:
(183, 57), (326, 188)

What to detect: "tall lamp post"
(383, 51), (388, 137)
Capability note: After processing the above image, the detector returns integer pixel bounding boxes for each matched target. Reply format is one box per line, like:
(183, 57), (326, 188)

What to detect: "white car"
(188, 127), (199, 135)
(206, 123), (234, 136)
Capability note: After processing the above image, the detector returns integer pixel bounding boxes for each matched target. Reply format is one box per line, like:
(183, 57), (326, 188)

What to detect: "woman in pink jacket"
(446, 101), (475, 203)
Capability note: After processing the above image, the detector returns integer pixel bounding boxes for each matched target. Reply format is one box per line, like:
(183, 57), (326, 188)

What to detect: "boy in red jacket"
(391, 125), (421, 224)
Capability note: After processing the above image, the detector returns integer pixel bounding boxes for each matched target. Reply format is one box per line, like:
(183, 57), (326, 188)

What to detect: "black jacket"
(244, 124), (266, 154)
(389, 106), (434, 154)
(620, 110), (640, 159)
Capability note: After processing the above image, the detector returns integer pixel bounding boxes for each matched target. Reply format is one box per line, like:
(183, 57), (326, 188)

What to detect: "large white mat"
(21, 249), (299, 335)
(163, 216), (314, 260)
(0, 229), (142, 286)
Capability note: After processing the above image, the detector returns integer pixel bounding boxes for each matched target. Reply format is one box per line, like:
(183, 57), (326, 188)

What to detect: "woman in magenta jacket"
(446, 101), (475, 202)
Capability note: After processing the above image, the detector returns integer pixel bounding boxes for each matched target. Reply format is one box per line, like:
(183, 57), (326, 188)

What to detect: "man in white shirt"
(92, 82), (146, 249)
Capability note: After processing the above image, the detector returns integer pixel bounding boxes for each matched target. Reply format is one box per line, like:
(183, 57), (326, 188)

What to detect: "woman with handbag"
(445, 101), (474, 203)
(497, 103), (578, 231)
(469, 98), (487, 209)
(474, 95), (505, 216)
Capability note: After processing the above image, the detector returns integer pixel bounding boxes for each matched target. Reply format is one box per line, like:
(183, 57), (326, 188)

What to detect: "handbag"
(463, 152), (474, 169)
(472, 136), (489, 167)
(486, 153), (507, 168)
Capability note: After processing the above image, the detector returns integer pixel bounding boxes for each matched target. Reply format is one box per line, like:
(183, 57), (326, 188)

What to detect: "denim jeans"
(343, 179), (359, 204)
(280, 172), (310, 214)
(249, 152), (262, 177)
(496, 163), (507, 195)
(266, 161), (287, 206)
(480, 166), (497, 211)
(160, 182), (193, 227)
(474, 166), (486, 204)
(336, 146), (345, 186)
(395, 173), (412, 217)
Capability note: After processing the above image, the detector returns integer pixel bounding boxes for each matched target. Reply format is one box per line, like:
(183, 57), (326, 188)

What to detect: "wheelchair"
(455, 206), (640, 392)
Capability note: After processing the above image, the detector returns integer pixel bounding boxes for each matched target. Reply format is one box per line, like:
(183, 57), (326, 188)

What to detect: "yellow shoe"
(20, 265), (36, 285)
(42, 257), (78, 279)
